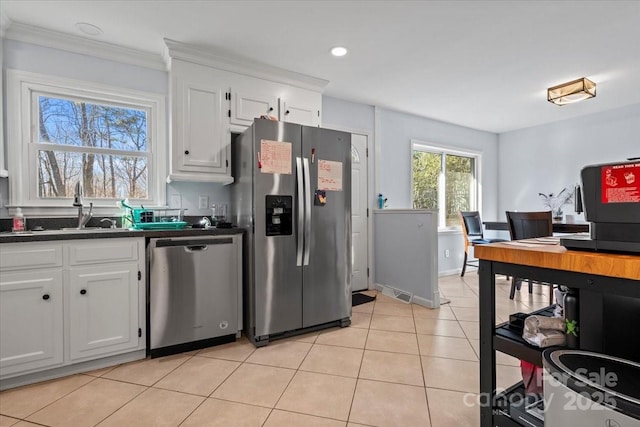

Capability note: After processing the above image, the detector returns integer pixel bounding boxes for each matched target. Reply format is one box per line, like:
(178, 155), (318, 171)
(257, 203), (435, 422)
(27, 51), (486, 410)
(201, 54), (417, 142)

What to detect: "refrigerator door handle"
(303, 157), (312, 265)
(296, 156), (304, 266)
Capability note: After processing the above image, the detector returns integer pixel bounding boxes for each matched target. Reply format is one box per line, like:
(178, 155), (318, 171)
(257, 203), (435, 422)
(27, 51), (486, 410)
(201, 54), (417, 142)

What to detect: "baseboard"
(439, 268), (464, 277)
(412, 294), (439, 309)
(374, 283), (442, 308)
(0, 349), (146, 391)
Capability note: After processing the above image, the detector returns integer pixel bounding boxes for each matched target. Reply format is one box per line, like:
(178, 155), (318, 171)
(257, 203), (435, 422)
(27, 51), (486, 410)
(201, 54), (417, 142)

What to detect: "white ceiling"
(2, 1), (639, 133)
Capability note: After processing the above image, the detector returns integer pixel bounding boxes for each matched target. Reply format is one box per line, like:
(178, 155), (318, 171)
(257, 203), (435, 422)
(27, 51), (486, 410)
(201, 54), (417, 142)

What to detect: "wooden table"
(475, 242), (640, 427)
(483, 221), (589, 234)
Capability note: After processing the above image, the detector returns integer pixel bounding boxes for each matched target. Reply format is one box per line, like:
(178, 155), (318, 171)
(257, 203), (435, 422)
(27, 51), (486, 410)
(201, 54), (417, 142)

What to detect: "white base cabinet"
(0, 269), (64, 376)
(0, 238), (145, 385)
(68, 263), (139, 361)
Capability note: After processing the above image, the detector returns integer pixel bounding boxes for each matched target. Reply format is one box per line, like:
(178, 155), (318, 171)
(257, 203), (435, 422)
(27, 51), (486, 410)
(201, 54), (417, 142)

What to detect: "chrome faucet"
(100, 218), (116, 229)
(73, 181), (93, 228)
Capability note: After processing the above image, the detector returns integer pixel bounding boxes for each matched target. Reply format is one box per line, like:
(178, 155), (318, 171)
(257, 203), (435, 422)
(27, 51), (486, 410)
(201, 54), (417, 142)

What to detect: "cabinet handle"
(268, 107), (274, 112)
(80, 289), (87, 295)
(42, 294), (50, 301)
(285, 110), (290, 115)
(184, 150), (190, 155)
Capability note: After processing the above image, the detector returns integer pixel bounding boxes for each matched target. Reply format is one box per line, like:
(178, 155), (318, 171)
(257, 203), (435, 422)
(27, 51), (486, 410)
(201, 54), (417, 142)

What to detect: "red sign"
(601, 163), (640, 204)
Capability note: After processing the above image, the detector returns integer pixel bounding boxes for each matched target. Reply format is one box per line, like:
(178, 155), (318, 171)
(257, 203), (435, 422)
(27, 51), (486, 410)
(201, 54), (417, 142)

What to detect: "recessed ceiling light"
(75, 22), (103, 36)
(331, 46), (348, 57)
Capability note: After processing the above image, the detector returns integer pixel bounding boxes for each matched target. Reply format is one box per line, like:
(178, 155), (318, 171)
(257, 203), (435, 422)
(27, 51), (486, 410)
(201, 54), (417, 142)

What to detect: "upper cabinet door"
(175, 77), (227, 174)
(170, 60), (230, 180)
(280, 90), (321, 127)
(230, 89), (278, 126)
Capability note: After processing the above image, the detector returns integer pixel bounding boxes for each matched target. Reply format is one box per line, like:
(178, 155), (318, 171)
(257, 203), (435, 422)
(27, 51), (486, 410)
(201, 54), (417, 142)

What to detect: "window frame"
(6, 69), (167, 216)
(410, 140), (482, 230)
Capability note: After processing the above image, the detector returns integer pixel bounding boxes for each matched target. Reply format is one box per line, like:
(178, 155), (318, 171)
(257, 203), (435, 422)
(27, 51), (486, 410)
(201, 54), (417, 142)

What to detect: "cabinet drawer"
(68, 239), (140, 266)
(0, 243), (63, 271)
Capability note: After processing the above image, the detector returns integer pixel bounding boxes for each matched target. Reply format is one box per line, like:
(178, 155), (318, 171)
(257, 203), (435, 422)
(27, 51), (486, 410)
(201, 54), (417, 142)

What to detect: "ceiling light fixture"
(331, 46), (348, 57)
(547, 77), (596, 106)
(75, 22), (103, 36)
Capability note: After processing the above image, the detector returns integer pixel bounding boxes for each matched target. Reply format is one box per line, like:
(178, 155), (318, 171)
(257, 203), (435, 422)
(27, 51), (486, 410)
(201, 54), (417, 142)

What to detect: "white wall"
(4, 40), (166, 94)
(323, 95), (375, 134)
(498, 103), (640, 219)
(375, 107), (499, 275)
(377, 108), (499, 214)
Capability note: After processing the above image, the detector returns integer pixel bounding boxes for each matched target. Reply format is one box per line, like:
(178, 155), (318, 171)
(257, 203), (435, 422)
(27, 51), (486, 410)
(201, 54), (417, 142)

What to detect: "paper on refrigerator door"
(260, 139), (292, 174)
(318, 159), (343, 191)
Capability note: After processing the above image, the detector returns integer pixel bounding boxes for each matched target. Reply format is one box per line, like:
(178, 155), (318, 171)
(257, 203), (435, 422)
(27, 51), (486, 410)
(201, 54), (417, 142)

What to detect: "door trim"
(322, 123), (373, 290)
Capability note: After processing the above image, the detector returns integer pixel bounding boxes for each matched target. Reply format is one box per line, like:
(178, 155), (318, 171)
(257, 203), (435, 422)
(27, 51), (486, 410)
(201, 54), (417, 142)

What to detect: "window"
(37, 95), (149, 199)
(411, 142), (479, 228)
(7, 70), (166, 214)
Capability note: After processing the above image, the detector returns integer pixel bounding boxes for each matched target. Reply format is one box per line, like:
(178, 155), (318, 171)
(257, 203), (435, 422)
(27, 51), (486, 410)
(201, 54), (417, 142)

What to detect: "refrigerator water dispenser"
(266, 195), (292, 236)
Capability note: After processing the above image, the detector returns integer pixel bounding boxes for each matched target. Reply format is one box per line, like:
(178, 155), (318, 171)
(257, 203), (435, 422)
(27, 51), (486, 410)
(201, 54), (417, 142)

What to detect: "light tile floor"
(0, 273), (552, 427)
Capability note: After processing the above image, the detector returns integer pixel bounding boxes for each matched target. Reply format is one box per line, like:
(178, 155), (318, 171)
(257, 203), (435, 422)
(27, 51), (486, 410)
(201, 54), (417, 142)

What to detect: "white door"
(68, 263), (139, 361)
(0, 269), (64, 376)
(351, 133), (369, 291)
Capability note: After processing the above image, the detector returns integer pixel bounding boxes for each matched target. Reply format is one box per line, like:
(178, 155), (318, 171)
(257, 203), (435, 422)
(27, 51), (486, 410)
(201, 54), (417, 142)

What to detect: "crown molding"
(164, 38), (329, 92)
(4, 21), (166, 71)
(0, 11), (11, 38)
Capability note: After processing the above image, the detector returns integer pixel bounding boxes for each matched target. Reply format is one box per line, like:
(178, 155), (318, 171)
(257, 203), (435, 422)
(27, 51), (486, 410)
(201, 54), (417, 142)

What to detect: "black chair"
(460, 211), (507, 277)
(505, 211), (555, 304)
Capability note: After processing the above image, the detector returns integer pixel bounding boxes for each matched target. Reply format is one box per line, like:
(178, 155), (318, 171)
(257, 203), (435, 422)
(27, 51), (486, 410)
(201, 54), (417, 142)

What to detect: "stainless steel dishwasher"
(148, 235), (242, 357)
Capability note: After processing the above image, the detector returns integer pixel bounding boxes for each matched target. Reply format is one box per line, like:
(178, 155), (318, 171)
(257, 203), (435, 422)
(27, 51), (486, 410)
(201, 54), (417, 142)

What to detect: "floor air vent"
(380, 285), (413, 304)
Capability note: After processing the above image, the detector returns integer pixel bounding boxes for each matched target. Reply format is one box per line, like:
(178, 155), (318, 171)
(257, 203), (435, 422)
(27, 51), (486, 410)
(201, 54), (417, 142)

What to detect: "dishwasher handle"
(185, 245), (208, 252)
(154, 238), (233, 248)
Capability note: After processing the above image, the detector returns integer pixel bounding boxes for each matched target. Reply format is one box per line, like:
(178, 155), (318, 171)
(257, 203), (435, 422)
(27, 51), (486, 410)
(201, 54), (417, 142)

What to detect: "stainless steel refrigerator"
(231, 119), (351, 346)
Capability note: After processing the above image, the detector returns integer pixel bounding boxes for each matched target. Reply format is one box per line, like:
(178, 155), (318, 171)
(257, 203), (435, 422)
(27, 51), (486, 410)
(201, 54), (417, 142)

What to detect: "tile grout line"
(265, 335), (316, 425)
(15, 373), (101, 423)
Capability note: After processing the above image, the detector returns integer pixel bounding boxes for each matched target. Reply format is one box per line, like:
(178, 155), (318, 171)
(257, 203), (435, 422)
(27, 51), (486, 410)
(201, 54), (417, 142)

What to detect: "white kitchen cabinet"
(230, 88), (278, 126)
(165, 40), (326, 183)
(68, 263), (139, 361)
(230, 86), (321, 127)
(0, 269), (64, 376)
(169, 60), (232, 183)
(0, 238), (145, 385)
(281, 94), (321, 127)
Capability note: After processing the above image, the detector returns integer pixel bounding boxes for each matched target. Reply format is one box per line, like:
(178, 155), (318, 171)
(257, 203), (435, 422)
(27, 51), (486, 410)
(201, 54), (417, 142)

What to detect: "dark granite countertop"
(0, 227), (244, 243)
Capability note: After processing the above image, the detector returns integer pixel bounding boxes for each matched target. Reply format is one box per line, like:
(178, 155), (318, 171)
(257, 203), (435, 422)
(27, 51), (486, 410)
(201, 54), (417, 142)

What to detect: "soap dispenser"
(12, 208), (26, 232)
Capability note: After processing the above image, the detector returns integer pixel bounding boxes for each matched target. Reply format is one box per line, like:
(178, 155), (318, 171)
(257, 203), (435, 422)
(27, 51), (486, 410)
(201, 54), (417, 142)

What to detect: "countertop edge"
(0, 228), (245, 243)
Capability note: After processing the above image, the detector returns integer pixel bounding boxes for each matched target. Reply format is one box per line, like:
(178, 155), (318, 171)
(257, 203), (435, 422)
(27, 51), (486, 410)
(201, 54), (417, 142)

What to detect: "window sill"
(438, 227), (462, 235)
(7, 205), (168, 218)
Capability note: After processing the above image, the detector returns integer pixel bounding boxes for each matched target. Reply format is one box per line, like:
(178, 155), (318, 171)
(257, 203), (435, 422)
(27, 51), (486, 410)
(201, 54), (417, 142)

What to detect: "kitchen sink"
(58, 227), (127, 232)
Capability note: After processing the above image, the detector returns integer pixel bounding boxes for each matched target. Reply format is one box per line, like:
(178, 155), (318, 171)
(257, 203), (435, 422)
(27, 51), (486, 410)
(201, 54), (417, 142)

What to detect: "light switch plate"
(198, 195), (209, 209)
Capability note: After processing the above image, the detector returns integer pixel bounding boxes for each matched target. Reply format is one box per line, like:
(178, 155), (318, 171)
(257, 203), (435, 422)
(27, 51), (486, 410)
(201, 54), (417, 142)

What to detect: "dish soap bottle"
(12, 208), (26, 232)
(120, 199), (133, 229)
